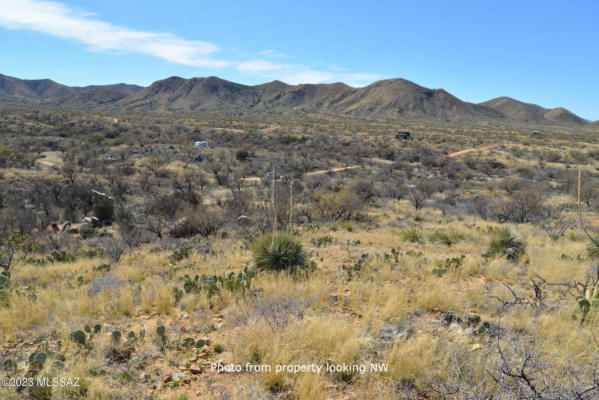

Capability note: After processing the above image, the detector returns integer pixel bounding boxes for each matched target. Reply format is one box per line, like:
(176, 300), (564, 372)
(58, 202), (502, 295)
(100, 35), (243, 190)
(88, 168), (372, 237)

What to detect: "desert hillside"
(0, 73), (593, 128)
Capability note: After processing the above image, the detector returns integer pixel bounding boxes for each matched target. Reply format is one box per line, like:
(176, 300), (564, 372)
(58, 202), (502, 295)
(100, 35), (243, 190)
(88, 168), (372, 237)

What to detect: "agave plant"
(252, 233), (309, 273)
(483, 228), (526, 261)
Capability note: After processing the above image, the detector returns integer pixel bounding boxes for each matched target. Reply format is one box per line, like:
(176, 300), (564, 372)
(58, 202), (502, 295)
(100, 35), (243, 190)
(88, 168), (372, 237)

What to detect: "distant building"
(530, 130), (540, 135)
(98, 153), (117, 162)
(194, 141), (209, 148)
(266, 171), (281, 179)
(395, 131), (412, 140)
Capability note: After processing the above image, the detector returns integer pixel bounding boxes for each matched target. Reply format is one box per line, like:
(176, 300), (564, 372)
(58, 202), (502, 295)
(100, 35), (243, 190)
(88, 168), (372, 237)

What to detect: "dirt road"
(447, 143), (515, 158)
(241, 143), (514, 184)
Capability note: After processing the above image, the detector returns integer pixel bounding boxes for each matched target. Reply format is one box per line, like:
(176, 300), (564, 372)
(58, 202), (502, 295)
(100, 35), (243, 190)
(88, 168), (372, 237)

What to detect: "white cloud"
(0, 0), (381, 86)
(0, 0), (229, 67)
(237, 60), (338, 85)
(329, 65), (348, 72)
(338, 72), (385, 87)
(237, 60), (285, 74)
(280, 69), (336, 85)
(258, 49), (288, 58)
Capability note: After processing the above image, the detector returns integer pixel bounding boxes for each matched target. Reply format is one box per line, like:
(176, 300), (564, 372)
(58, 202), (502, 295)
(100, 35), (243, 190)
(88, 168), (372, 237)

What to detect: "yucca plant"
(483, 228), (526, 261)
(252, 233), (309, 273)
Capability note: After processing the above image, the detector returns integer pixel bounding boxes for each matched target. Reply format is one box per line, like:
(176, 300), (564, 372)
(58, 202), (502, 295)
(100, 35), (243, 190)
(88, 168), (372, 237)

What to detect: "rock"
(91, 189), (114, 221)
(83, 216), (100, 227)
(66, 222), (91, 234)
(172, 372), (186, 381)
(236, 215), (250, 226)
(477, 321), (503, 338)
(440, 311), (462, 326)
(449, 323), (465, 335)
(87, 276), (126, 296)
(189, 364), (202, 375)
(464, 314), (481, 326)
(378, 321), (413, 341)
(200, 336), (211, 345)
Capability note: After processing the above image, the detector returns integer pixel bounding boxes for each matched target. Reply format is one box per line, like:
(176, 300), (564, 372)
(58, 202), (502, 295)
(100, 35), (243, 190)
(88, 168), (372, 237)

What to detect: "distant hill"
(328, 78), (504, 121)
(104, 76), (516, 124)
(112, 76), (259, 112)
(480, 96), (587, 126)
(0, 74), (76, 104)
(0, 73), (590, 127)
(0, 74), (142, 107)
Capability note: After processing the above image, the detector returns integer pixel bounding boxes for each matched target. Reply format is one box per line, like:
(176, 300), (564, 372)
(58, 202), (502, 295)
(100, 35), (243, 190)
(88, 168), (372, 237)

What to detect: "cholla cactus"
(576, 282), (599, 322)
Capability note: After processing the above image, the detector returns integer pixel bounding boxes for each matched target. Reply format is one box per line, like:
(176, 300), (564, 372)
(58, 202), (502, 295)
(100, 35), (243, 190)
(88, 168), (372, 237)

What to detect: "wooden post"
(271, 164), (277, 235)
(578, 168), (582, 224)
(289, 164), (294, 228)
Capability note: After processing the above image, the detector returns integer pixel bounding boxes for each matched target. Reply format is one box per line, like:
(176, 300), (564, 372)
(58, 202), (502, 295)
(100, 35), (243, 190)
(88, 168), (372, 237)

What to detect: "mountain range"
(0, 73), (593, 127)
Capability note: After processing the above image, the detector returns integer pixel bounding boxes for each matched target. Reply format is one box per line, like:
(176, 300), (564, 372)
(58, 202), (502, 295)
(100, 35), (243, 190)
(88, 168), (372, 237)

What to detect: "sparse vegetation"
(1, 105), (599, 399)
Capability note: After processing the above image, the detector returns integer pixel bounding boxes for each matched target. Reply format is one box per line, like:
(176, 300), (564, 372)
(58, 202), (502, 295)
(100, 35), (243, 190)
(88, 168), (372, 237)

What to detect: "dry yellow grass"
(5, 128), (599, 399)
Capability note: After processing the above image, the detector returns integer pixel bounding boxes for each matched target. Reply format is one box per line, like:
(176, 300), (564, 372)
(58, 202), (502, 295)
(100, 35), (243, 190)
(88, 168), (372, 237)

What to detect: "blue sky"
(1, 0), (598, 120)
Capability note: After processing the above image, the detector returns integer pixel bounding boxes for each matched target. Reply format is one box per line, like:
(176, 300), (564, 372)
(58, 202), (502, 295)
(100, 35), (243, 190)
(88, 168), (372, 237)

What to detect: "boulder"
(236, 215), (250, 226)
(91, 189), (114, 221)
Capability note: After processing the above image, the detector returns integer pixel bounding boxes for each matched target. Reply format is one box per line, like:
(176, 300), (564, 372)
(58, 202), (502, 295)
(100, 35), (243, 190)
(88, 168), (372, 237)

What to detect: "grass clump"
(252, 233), (309, 273)
(429, 229), (465, 246)
(483, 228), (525, 261)
(401, 227), (423, 243)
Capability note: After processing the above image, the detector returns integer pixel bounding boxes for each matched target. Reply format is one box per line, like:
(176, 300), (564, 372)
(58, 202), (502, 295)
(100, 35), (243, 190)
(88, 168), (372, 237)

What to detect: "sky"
(0, 0), (598, 120)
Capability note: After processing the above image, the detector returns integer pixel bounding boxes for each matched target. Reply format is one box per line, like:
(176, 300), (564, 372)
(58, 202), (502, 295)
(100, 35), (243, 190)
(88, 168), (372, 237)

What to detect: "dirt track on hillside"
(212, 142), (517, 204)
(243, 142), (514, 184)
(447, 143), (515, 158)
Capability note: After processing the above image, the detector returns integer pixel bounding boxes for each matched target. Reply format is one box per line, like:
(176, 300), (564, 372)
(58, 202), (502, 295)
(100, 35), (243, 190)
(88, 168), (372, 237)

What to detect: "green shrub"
(93, 263), (111, 272)
(49, 250), (76, 262)
(587, 241), (599, 259)
(252, 233), (309, 273)
(181, 266), (256, 297)
(28, 351), (47, 370)
(401, 227), (423, 243)
(576, 282), (599, 323)
(483, 228), (526, 261)
(429, 230), (465, 246)
(0, 271), (10, 306)
(340, 256), (369, 281)
(311, 235), (334, 247)
(433, 255), (465, 276)
(26, 250), (77, 265)
(170, 246), (192, 263)
(69, 324), (101, 348)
